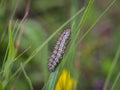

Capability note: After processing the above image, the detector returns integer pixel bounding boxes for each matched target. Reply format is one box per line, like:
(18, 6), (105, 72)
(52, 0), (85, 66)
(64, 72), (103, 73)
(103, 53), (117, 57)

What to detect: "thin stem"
(103, 43), (120, 90)
(111, 71), (120, 90)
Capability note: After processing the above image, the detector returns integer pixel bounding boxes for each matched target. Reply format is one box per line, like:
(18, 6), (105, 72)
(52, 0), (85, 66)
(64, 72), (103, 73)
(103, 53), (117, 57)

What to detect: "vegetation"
(0, 0), (120, 90)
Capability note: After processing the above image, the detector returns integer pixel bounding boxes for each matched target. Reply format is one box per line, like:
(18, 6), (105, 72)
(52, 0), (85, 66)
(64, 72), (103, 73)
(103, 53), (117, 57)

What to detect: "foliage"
(0, 0), (120, 90)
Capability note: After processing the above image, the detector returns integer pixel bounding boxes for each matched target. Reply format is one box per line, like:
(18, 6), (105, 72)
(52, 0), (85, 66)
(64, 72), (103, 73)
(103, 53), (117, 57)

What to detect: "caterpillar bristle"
(48, 29), (71, 72)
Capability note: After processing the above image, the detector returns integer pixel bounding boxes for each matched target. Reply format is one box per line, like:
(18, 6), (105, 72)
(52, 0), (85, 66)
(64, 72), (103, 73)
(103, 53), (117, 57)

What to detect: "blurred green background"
(0, 0), (120, 90)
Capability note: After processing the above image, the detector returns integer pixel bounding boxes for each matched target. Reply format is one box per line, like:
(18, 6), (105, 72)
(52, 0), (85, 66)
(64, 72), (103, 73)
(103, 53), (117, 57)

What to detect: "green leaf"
(3, 21), (15, 87)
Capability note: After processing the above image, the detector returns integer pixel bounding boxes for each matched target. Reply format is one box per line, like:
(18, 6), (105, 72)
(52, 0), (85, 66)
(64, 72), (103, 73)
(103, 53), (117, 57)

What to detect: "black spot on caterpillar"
(48, 29), (71, 72)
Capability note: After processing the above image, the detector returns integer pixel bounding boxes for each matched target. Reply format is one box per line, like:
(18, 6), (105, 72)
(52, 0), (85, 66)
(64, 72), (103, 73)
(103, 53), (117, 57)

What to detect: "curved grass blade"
(20, 63), (33, 90)
(45, 0), (94, 90)
(6, 7), (85, 86)
(2, 21), (15, 87)
(79, 0), (117, 43)
(111, 71), (120, 90)
(103, 42), (120, 90)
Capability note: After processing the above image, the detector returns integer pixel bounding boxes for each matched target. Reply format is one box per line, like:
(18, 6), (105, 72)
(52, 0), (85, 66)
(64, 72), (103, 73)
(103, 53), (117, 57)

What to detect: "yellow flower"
(55, 69), (76, 90)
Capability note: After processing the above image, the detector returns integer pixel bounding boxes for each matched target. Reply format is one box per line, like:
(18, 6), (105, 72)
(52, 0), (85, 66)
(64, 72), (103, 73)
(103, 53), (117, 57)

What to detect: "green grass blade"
(2, 21), (15, 87)
(6, 7), (84, 85)
(70, 0), (79, 30)
(111, 71), (120, 90)
(20, 63), (33, 90)
(79, 0), (117, 43)
(103, 43), (120, 90)
(76, 0), (94, 31)
(22, 7), (84, 66)
(45, 0), (94, 89)
(70, 0), (94, 49)
(66, 0), (94, 69)
(0, 21), (18, 76)
(47, 72), (58, 90)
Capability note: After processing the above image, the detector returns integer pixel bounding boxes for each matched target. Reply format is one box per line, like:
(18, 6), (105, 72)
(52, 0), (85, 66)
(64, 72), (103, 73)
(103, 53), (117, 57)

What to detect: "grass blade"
(20, 63), (33, 90)
(79, 0), (117, 43)
(103, 43), (120, 90)
(111, 71), (120, 90)
(7, 7), (85, 86)
(45, 0), (94, 89)
(2, 21), (15, 87)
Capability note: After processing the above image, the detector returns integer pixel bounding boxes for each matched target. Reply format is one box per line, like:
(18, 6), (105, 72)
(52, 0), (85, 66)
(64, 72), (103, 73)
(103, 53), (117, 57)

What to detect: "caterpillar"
(48, 29), (71, 72)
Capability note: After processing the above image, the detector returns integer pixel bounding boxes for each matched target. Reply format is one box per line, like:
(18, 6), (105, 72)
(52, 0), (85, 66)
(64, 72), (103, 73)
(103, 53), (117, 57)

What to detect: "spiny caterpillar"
(48, 29), (71, 72)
